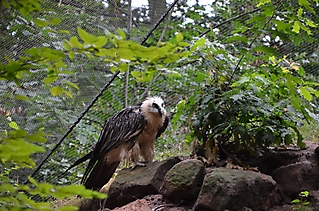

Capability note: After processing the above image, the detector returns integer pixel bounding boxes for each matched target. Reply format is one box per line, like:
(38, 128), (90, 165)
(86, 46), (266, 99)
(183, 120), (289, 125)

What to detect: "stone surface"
(194, 168), (282, 211)
(159, 159), (205, 203)
(259, 141), (319, 175)
(108, 199), (152, 211)
(104, 157), (181, 209)
(256, 141), (319, 199)
(272, 160), (319, 198)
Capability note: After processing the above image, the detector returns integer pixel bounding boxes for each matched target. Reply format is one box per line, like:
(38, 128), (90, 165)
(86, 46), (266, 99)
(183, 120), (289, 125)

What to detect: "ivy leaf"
(299, 87), (312, 101)
(292, 21), (301, 33)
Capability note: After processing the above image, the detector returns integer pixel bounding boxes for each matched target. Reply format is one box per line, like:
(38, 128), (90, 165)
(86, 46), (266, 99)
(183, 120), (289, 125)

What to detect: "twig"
(158, 8), (173, 43)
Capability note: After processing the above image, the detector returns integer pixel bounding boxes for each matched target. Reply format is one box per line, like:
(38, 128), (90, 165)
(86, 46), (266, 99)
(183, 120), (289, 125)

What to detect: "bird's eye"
(161, 103), (164, 107)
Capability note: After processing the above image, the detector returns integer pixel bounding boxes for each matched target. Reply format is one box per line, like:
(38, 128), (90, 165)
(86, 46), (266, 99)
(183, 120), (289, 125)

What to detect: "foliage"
(171, 0), (319, 164)
(291, 191), (311, 210)
(0, 119), (105, 210)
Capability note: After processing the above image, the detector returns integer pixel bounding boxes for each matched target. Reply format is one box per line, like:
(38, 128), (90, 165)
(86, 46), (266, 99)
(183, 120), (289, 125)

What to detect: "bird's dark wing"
(81, 105), (146, 187)
(156, 115), (169, 138)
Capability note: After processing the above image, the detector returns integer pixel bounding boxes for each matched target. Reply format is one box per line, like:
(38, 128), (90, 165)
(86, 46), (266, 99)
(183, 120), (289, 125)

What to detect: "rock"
(104, 157), (181, 209)
(259, 141), (319, 175)
(109, 199), (152, 211)
(272, 161), (319, 198)
(194, 168), (281, 211)
(159, 159), (204, 203)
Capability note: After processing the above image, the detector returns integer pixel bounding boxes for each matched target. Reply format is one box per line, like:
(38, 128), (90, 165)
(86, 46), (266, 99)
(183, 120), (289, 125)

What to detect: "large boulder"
(194, 168), (282, 211)
(258, 141), (319, 198)
(104, 157), (181, 209)
(159, 159), (205, 203)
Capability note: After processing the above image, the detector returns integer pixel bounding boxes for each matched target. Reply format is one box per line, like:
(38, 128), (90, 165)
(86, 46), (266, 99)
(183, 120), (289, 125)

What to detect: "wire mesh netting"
(1, 0), (319, 188)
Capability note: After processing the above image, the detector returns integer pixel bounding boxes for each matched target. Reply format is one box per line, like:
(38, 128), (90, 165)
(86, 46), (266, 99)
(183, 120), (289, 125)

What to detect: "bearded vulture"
(67, 96), (168, 190)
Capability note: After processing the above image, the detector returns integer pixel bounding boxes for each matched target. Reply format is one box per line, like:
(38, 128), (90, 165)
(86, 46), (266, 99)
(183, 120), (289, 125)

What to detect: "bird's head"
(143, 96), (165, 117)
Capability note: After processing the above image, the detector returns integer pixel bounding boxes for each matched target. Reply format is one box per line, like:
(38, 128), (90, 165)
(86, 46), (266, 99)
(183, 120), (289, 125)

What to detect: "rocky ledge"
(78, 141), (319, 211)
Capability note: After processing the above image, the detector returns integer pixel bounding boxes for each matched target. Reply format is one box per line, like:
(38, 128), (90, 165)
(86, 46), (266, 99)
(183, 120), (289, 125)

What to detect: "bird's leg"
(131, 161), (147, 169)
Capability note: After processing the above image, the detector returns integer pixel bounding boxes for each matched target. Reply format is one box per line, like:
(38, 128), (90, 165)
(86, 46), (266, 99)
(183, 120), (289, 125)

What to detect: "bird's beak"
(152, 103), (162, 117)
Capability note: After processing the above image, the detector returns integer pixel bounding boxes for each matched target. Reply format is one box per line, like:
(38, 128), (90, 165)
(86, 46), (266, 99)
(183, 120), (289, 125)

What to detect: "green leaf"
(254, 46), (280, 56)
(65, 81), (79, 89)
(63, 90), (73, 98)
(299, 87), (312, 101)
(196, 73), (207, 82)
(291, 199), (301, 204)
(62, 40), (71, 50)
(69, 36), (82, 48)
(78, 28), (99, 44)
(305, 19), (316, 27)
(34, 18), (48, 27)
(26, 131), (47, 143)
(28, 177), (38, 186)
(117, 28), (126, 39)
(190, 37), (206, 51)
(300, 191), (309, 197)
(14, 95), (29, 101)
(93, 36), (108, 47)
(58, 206), (79, 211)
(68, 51), (75, 59)
(292, 21), (301, 34)
(297, 8), (303, 17)
(227, 35), (248, 43)
(119, 63), (128, 73)
(9, 122), (19, 130)
(49, 17), (61, 25)
(257, 0), (271, 7)
(44, 75), (58, 84)
(50, 86), (64, 96)
(176, 33), (183, 42)
(261, 4), (274, 16)
(298, 0), (315, 13)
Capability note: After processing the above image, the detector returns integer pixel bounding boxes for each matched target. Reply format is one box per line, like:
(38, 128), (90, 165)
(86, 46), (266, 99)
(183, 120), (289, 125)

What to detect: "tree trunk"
(148, 0), (167, 25)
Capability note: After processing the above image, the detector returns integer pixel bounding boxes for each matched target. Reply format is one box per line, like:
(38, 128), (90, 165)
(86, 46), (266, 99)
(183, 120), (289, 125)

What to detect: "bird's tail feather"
(65, 151), (93, 172)
(84, 159), (120, 190)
